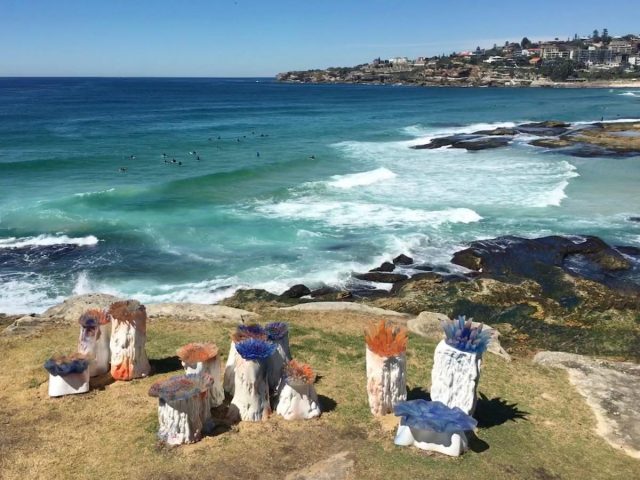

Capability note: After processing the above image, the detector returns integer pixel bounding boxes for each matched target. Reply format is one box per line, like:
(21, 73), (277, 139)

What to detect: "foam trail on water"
(0, 234), (99, 249)
(328, 167), (397, 189)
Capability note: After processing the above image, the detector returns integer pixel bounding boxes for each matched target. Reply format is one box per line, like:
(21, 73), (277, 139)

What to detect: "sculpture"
(430, 315), (491, 414)
(393, 399), (477, 456)
(44, 353), (90, 397)
(276, 359), (321, 420)
(177, 342), (224, 408)
(148, 373), (214, 445)
(230, 338), (275, 421)
(224, 323), (267, 395)
(109, 300), (150, 381)
(265, 322), (291, 391)
(364, 320), (408, 416)
(77, 309), (111, 377)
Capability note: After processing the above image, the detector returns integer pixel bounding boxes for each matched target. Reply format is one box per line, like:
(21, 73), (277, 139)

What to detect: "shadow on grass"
(90, 373), (115, 390)
(467, 431), (490, 453)
(475, 393), (529, 428)
(407, 386), (431, 401)
(150, 356), (182, 375)
(318, 394), (337, 413)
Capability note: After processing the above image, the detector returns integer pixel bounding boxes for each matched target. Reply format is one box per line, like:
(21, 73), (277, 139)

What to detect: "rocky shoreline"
(3, 233), (639, 360)
(412, 120), (640, 158)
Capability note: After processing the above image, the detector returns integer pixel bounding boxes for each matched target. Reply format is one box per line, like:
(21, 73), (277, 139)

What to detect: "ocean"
(1, 77), (639, 314)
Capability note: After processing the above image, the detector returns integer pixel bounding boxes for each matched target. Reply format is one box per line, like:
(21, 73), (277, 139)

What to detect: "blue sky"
(1, 0), (638, 77)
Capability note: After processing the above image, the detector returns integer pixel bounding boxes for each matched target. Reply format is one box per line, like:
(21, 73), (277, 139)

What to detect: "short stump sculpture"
(230, 338), (275, 421)
(109, 300), (150, 381)
(265, 322), (291, 391)
(177, 342), (224, 408)
(393, 400), (477, 457)
(224, 323), (267, 395)
(430, 315), (490, 414)
(276, 359), (321, 420)
(44, 353), (90, 397)
(148, 373), (213, 445)
(77, 309), (111, 377)
(365, 320), (408, 416)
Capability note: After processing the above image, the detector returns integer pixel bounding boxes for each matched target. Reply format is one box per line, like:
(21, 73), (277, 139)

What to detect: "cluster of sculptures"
(44, 300), (150, 397)
(365, 316), (490, 457)
(44, 298), (489, 456)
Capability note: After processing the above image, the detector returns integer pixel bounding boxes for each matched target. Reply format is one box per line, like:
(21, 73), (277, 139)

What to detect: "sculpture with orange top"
(177, 342), (224, 408)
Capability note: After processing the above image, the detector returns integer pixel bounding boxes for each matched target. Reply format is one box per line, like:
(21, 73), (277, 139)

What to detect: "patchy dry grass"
(0, 309), (637, 479)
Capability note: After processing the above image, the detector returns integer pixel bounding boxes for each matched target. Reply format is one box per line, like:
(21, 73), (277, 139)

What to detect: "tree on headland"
(541, 60), (578, 81)
(521, 37), (532, 49)
(592, 29), (601, 42)
(602, 28), (609, 43)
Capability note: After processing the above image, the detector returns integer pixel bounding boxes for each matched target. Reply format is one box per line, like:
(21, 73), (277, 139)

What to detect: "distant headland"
(277, 29), (640, 88)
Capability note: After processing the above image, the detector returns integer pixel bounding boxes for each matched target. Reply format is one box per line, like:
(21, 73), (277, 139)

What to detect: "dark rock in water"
(412, 135), (510, 151)
(354, 272), (409, 283)
(370, 261), (395, 272)
(309, 286), (340, 298)
(616, 245), (640, 256)
(411, 134), (476, 150)
(280, 284), (311, 299)
(220, 288), (283, 309)
(413, 264), (434, 271)
(517, 121), (570, 136)
(473, 127), (517, 136)
(628, 217), (640, 223)
(393, 254), (414, 265)
(452, 137), (511, 151)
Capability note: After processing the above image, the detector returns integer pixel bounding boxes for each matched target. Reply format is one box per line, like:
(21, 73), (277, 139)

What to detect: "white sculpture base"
(183, 357), (225, 408)
(366, 348), (407, 416)
(223, 343), (238, 395)
(276, 383), (321, 420)
(231, 357), (271, 421)
(394, 422), (468, 457)
(48, 370), (90, 397)
(110, 320), (150, 381)
(267, 343), (287, 392)
(157, 395), (208, 445)
(430, 340), (481, 415)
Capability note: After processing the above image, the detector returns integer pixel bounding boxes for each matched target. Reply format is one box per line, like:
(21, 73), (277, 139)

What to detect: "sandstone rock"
(529, 138), (573, 149)
(279, 302), (412, 318)
(280, 284), (311, 299)
(393, 254), (414, 265)
(42, 293), (122, 323)
(534, 351), (640, 459)
(353, 272), (408, 283)
(285, 451), (354, 480)
(146, 303), (258, 323)
(370, 261), (395, 272)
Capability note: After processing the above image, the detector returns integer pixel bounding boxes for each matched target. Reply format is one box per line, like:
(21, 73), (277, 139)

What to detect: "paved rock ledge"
(534, 351), (640, 459)
(279, 302), (412, 318)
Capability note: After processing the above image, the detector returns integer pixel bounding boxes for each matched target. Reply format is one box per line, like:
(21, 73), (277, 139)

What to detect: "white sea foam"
(328, 167), (397, 189)
(73, 188), (115, 197)
(256, 199), (482, 228)
(618, 92), (639, 97)
(0, 234), (99, 249)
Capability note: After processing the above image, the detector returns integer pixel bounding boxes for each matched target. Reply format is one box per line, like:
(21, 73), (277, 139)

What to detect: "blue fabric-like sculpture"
(235, 338), (276, 361)
(237, 323), (266, 337)
(394, 399), (477, 433)
(44, 354), (90, 376)
(265, 322), (288, 341)
(441, 315), (491, 354)
(148, 373), (212, 402)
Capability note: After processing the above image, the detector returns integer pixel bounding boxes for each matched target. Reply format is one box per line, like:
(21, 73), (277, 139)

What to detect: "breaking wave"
(0, 234), (99, 249)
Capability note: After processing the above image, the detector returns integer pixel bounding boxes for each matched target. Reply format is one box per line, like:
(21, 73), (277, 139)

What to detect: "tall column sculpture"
(230, 338), (275, 421)
(109, 300), (150, 381)
(77, 309), (111, 377)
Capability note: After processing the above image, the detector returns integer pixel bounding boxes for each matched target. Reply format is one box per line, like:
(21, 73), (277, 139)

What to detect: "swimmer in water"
(256, 152), (260, 157)
(309, 155), (315, 160)
(119, 167), (128, 173)
(178, 161), (182, 166)
(197, 155), (201, 161)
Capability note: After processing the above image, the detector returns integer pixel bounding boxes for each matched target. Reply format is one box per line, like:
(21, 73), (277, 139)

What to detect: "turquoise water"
(1, 78), (639, 313)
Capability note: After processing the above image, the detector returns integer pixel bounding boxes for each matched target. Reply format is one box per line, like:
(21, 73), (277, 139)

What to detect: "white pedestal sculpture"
(364, 321), (408, 416)
(44, 354), (90, 397)
(276, 360), (321, 420)
(230, 338), (275, 421)
(393, 400), (477, 457)
(224, 324), (267, 396)
(77, 309), (111, 377)
(430, 340), (481, 414)
(149, 374), (213, 445)
(265, 322), (291, 391)
(177, 342), (224, 408)
(109, 300), (150, 381)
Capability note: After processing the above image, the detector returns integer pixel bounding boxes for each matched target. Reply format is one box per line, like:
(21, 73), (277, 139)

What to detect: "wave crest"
(0, 234), (99, 249)
(328, 167), (397, 189)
